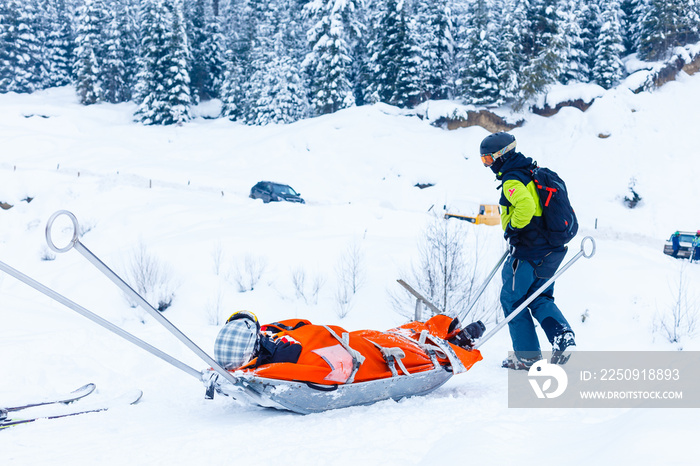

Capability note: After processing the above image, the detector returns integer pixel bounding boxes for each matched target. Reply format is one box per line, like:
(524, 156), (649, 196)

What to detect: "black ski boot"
(551, 331), (575, 364)
(501, 353), (541, 370)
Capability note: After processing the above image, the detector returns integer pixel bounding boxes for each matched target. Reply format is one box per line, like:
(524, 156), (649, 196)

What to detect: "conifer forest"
(1, 0), (698, 126)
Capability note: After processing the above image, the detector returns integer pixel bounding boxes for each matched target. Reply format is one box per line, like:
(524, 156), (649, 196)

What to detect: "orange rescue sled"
(205, 315), (482, 414)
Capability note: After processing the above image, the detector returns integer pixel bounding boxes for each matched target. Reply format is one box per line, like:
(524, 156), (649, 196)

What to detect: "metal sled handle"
(457, 249), (509, 323)
(472, 236), (596, 350)
(46, 210), (81, 253)
(45, 210), (240, 387)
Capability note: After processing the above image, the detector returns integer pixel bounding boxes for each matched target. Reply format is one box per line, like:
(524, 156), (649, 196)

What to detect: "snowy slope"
(2, 73), (700, 465)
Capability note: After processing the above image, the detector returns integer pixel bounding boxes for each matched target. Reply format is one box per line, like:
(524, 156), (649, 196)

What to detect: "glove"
(448, 320), (486, 348)
(504, 223), (521, 246)
(270, 339), (302, 364)
(255, 336), (302, 366)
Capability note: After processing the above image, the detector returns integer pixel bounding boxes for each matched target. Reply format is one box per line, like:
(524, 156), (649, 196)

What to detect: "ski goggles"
(480, 141), (517, 166)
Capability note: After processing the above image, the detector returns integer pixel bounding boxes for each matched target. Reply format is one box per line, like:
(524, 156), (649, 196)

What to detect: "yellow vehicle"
(444, 204), (500, 226)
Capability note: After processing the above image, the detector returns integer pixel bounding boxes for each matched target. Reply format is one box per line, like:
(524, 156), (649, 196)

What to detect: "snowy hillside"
(2, 74), (700, 465)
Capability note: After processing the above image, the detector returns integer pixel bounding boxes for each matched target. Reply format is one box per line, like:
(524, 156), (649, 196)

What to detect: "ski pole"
(45, 210), (240, 387)
(472, 236), (596, 350)
(457, 249), (509, 323)
(0, 259), (202, 380)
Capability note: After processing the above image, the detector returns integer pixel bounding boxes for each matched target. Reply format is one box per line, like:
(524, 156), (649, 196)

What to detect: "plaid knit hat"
(214, 314), (260, 369)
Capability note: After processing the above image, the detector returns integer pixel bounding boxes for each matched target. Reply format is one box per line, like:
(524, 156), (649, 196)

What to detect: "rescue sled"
(0, 211), (594, 414)
(204, 317), (482, 414)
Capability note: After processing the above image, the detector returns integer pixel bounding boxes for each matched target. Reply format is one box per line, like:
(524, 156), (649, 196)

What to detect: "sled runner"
(212, 366), (455, 414)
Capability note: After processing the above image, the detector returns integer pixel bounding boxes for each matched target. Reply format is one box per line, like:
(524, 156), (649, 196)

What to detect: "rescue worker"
(213, 311), (486, 382)
(479, 132), (575, 370)
(671, 231), (680, 258)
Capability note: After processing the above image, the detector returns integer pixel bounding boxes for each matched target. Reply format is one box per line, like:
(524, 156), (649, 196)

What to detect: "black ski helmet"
(479, 132), (516, 167)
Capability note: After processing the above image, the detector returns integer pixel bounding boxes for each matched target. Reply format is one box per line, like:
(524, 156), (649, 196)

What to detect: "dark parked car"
(663, 231), (697, 259)
(249, 181), (305, 204)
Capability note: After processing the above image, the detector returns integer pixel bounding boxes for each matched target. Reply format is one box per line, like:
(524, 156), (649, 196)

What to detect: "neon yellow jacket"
(500, 178), (542, 230)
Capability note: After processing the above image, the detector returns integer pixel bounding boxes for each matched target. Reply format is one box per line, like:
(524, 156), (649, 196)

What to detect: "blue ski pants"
(500, 251), (572, 359)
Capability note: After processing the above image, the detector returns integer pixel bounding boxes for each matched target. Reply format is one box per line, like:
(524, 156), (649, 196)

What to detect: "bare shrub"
(292, 266), (326, 305)
(211, 242), (225, 276)
(291, 267), (326, 305)
(229, 254), (268, 292)
(311, 273), (326, 305)
(391, 215), (499, 323)
(336, 239), (365, 295)
(40, 245), (56, 261)
(205, 285), (226, 326)
(291, 267), (306, 300)
(333, 240), (365, 318)
(124, 242), (176, 314)
(654, 263), (699, 346)
(334, 284), (354, 319)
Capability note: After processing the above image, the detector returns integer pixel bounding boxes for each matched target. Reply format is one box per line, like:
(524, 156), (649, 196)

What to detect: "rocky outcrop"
(433, 109), (523, 133)
(532, 98), (595, 117)
(632, 50), (700, 93)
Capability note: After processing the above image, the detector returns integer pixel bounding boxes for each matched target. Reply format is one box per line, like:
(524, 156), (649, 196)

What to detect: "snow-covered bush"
(124, 242), (176, 314)
(623, 177), (643, 208)
(333, 239), (365, 318)
(654, 263), (699, 347)
(391, 215), (498, 322)
(291, 266), (325, 305)
(229, 254), (267, 292)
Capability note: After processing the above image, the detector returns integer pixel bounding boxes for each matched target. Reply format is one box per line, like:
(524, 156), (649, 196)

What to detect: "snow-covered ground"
(2, 73), (700, 465)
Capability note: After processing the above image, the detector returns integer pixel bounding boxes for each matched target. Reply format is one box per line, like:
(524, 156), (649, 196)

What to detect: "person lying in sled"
(213, 311), (486, 385)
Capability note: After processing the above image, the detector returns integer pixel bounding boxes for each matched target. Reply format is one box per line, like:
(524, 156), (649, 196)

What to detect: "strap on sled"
(368, 341), (411, 377)
(388, 331), (442, 371)
(418, 330), (468, 374)
(322, 325), (366, 384)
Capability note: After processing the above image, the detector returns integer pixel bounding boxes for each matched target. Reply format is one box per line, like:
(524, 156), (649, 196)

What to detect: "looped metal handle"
(580, 236), (596, 259)
(45, 210), (80, 253)
(42, 209), (240, 387)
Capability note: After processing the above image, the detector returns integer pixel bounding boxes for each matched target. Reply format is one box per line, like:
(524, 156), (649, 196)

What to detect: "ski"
(0, 389), (143, 428)
(1, 383), (96, 413)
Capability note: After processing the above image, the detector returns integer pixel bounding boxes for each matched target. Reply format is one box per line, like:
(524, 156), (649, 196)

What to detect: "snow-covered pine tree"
(101, 1), (135, 103)
(366, 0), (422, 108)
(558, 0), (587, 84)
(0, 0), (47, 93)
(458, 0), (502, 105)
(185, 0), (225, 103)
(619, 0), (641, 54)
(351, 0), (376, 106)
(43, 0), (74, 87)
(304, 0), (359, 115)
(163, 0), (192, 123)
(637, 0), (700, 61)
(517, 0), (567, 109)
(578, 0), (601, 82)
(592, 0), (624, 89)
(246, 0), (308, 124)
(134, 0), (192, 125)
(119, 0), (139, 95)
(414, 0), (454, 101)
(73, 0), (109, 104)
(219, 0), (263, 120)
(494, 0), (527, 103)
